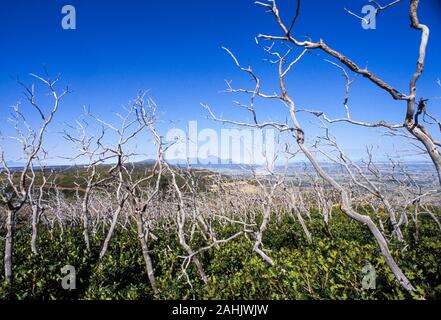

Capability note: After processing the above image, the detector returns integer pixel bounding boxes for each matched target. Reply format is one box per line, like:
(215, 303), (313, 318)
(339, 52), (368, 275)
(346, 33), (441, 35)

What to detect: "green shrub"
(0, 209), (439, 300)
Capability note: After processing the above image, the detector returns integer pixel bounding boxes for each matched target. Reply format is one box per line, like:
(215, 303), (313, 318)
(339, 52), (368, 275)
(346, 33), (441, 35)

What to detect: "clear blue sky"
(0, 0), (440, 163)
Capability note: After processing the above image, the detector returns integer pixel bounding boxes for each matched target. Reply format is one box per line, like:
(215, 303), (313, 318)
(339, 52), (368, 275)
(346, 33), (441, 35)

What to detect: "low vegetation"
(1, 209), (439, 300)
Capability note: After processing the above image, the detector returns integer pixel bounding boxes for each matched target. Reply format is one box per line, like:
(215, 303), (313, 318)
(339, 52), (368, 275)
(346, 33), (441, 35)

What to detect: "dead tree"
(251, 156), (285, 265)
(28, 160), (53, 254)
(315, 129), (405, 242)
(0, 73), (67, 284)
(164, 161), (209, 285)
(203, 37), (416, 292)
(256, 0), (440, 185)
(63, 113), (113, 251)
(87, 92), (162, 293)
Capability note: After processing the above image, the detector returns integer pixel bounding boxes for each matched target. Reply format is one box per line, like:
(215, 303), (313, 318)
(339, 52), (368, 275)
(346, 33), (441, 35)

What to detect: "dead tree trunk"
(31, 205), (43, 255)
(4, 209), (16, 285)
(299, 143), (416, 292)
(99, 199), (126, 259)
(134, 209), (159, 294)
(81, 187), (91, 252)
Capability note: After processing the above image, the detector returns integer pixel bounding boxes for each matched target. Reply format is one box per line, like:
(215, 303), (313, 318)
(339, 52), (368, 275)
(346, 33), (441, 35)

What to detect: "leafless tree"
(63, 112), (114, 251)
(256, 0), (440, 185)
(0, 73), (67, 284)
(203, 27), (416, 292)
(28, 160), (53, 254)
(315, 128), (405, 242)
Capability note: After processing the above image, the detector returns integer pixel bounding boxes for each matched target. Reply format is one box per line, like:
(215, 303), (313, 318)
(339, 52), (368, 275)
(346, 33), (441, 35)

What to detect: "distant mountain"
(164, 156), (253, 170)
(2, 158), (435, 177)
(137, 159), (157, 165)
(1, 160), (25, 168)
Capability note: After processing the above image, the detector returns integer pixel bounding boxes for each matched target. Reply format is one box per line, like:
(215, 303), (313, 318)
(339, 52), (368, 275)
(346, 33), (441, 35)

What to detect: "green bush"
(0, 209), (440, 300)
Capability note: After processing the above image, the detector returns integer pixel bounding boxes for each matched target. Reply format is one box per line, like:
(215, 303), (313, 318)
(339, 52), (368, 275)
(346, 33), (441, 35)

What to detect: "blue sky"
(0, 0), (440, 164)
